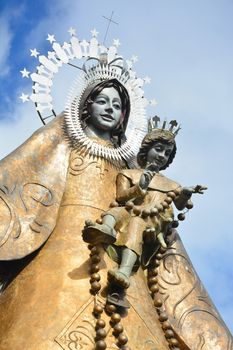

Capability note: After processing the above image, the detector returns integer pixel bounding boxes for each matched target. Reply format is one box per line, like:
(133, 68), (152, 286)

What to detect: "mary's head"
(80, 79), (130, 146)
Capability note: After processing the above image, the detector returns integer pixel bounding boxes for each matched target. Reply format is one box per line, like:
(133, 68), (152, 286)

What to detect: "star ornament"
(46, 34), (56, 44)
(131, 55), (138, 63)
(150, 99), (158, 106)
(91, 28), (99, 37)
(113, 39), (121, 47)
(144, 76), (151, 84)
(68, 27), (76, 36)
(30, 48), (40, 57)
(19, 93), (29, 103)
(20, 68), (30, 78)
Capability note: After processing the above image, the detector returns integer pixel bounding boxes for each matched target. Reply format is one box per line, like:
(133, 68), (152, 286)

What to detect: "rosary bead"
(111, 313), (121, 324)
(174, 188), (181, 196)
(177, 213), (185, 221)
(96, 319), (106, 329)
(172, 220), (179, 228)
(150, 284), (159, 293)
(93, 304), (104, 315)
(90, 273), (101, 282)
(169, 338), (179, 346)
(91, 246), (101, 255)
(125, 201), (134, 210)
(91, 281), (101, 292)
(162, 201), (169, 209)
(165, 329), (174, 338)
(186, 201), (194, 209)
(133, 206), (141, 216)
(162, 321), (172, 330)
(159, 312), (168, 322)
(105, 304), (116, 314)
(156, 253), (163, 260)
(154, 259), (160, 267)
(96, 328), (107, 339)
(90, 264), (100, 273)
(117, 333), (128, 345)
(113, 323), (124, 334)
(159, 246), (167, 254)
(154, 297), (163, 308)
(157, 204), (164, 212)
(150, 207), (159, 216)
(148, 268), (158, 277)
(96, 218), (102, 224)
(148, 277), (158, 285)
(91, 254), (101, 264)
(95, 340), (107, 350)
(141, 209), (150, 218)
(167, 191), (176, 199)
(164, 197), (173, 204)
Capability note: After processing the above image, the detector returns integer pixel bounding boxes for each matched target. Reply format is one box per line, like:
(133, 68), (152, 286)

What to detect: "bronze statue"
(0, 30), (232, 350)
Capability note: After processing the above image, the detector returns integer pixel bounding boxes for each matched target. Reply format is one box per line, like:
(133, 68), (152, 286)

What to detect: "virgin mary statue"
(0, 31), (232, 350)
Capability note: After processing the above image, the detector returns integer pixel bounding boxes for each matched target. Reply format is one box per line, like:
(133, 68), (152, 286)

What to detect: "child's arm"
(174, 185), (207, 210)
(116, 173), (147, 203)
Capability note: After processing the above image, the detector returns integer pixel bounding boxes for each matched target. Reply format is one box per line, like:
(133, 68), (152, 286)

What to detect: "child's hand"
(139, 170), (155, 189)
(182, 185), (207, 196)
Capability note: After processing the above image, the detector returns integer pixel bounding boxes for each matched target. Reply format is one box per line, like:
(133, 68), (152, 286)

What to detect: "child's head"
(137, 130), (177, 170)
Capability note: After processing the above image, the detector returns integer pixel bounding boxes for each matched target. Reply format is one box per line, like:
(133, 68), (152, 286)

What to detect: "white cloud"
(0, 16), (13, 76)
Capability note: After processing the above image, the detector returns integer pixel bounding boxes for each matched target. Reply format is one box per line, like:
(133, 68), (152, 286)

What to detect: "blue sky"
(0, 0), (232, 332)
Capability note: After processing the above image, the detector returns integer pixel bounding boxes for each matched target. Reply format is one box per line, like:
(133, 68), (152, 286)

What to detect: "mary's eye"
(113, 104), (121, 110)
(96, 99), (106, 105)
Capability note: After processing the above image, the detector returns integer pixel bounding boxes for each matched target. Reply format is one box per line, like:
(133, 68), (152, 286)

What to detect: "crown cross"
(148, 115), (181, 137)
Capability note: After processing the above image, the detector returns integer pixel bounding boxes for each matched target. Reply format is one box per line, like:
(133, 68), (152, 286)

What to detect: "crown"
(148, 116), (181, 137)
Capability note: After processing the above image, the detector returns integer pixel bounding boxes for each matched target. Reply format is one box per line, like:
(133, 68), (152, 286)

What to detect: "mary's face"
(89, 87), (123, 131)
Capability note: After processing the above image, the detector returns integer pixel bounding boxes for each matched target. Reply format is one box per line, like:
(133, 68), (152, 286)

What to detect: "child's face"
(146, 142), (174, 170)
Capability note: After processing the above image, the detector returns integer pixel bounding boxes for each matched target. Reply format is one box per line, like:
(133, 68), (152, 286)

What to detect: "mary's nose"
(105, 105), (113, 113)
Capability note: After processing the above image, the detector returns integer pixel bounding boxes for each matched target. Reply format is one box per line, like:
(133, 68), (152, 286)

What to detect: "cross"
(102, 11), (119, 46)
(169, 120), (178, 131)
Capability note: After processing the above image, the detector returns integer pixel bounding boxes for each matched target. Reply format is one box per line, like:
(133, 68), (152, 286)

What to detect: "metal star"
(91, 28), (99, 37)
(131, 55), (138, 63)
(20, 68), (30, 78)
(113, 39), (121, 47)
(19, 93), (29, 103)
(30, 48), (40, 57)
(144, 76), (151, 84)
(46, 34), (56, 44)
(150, 99), (158, 106)
(68, 27), (76, 36)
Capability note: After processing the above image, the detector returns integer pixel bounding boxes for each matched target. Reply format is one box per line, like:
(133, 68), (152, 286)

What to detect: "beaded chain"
(86, 187), (193, 349)
(88, 243), (130, 350)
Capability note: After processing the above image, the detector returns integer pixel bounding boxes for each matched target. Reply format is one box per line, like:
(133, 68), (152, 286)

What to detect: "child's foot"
(108, 269), (130, 289)
(82, 220), (116, 245)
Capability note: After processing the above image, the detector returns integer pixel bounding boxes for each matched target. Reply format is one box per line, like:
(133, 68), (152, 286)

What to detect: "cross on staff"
(102, 11), (119, 45)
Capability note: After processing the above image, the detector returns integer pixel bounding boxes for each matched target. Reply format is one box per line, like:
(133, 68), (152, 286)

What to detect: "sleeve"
(116, 173), (146, 203)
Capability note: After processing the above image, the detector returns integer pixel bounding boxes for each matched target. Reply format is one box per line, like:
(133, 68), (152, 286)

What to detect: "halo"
(20, 28), (157, 160)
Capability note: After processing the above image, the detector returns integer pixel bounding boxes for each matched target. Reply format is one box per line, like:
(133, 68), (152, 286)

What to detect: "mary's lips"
(101, 114), (114, 121)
